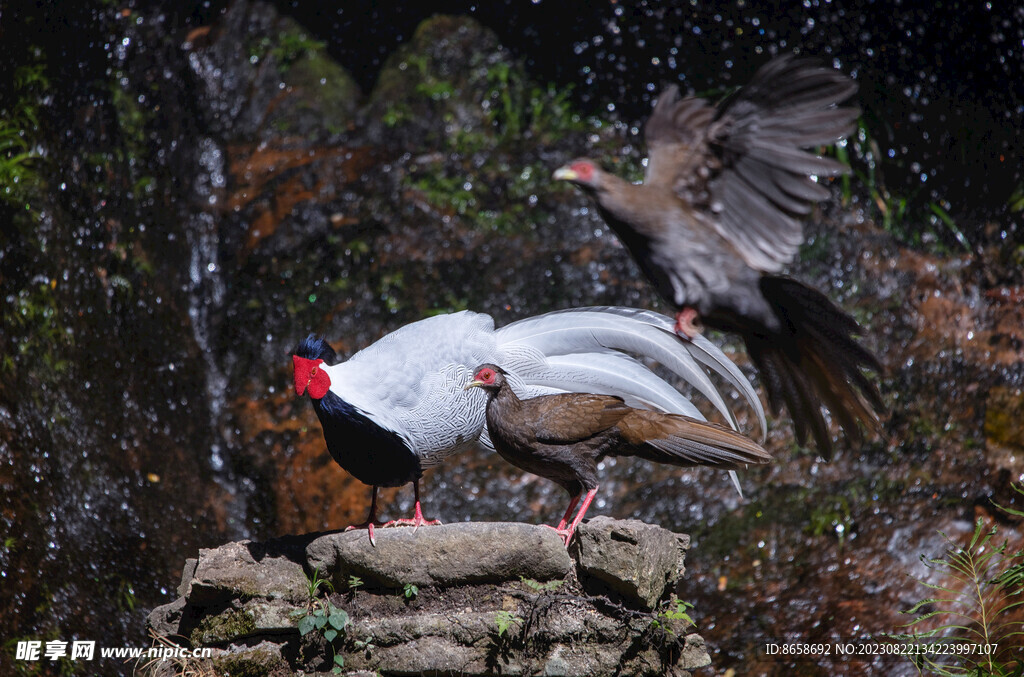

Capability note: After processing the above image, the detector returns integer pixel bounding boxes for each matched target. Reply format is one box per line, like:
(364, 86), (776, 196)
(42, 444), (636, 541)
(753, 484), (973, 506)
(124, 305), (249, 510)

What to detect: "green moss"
(696, 475), (904, 571)
(109, 79), (149, 156)
(367, 16), (603, 237)
(805, 494), (853, 544)
(372, 15), (589, 148)
(984, 387), (1024, 450)
(213, 648), (288, 677)
(480, 60), (587, 144)
(404, 157), (557, 236)
(272, 31), (325, 68)
(248, 23), (325, 71)
(274, 41), (360, 135)
(190, 608), (258, 645)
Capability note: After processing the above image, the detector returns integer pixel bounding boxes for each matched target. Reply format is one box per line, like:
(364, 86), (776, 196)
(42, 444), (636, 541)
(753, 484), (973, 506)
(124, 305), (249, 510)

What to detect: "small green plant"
(1009, 183), (1024, 212)
(895, 484), (1024, 676)
(0, 60), (47, 213)
(296, 601), (349, 645)
(271, 31), (326, 68)
(403, 583), (419, 599)
(305, 567), (334, 598)
(416, 78), (456, 101)
(661, 599), (695, 625)
(118, 580), (137, 613)
(292, 569), (350, 674)
(351, 636), (376, 652)
(650, 597), (696, 635)
(382, 103), (411, 128)
(4, 280), (73, 380)
(805, 494), (854, 547)
(493, 610), (523, 638)
(346, 575), (364, 592)
(519, 576), (563, 592)
(482, 62), (587, 144)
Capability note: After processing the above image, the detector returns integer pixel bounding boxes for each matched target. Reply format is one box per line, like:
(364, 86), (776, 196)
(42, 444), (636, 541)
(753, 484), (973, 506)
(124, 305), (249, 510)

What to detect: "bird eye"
(310, 366), (318, 376)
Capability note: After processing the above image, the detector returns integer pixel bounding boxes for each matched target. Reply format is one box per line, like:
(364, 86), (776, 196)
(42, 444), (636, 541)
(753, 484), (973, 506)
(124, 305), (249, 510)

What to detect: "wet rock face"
(363, 14), (508, 148)
(188, 0), (361, 142)
(148, 519), (708, 677)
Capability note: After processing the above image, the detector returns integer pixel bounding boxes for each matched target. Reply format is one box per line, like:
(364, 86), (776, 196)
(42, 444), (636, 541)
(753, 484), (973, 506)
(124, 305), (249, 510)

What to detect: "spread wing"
(644, 55), (859, 272)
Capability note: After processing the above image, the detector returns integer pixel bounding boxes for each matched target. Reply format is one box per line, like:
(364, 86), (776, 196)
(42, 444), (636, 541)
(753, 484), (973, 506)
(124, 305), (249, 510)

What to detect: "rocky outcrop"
(147, 518), (709, 676)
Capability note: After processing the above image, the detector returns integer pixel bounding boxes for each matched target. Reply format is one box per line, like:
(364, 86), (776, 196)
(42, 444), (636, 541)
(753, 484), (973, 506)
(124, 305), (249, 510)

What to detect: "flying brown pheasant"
(466, 364), (771, 545)
(554, 54), (883, 456)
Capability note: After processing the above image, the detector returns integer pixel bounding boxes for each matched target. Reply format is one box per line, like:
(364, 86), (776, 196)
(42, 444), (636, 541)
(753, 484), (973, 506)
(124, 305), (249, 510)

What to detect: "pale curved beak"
(464, 379), (485, 391)
(553, 166), (578, 181)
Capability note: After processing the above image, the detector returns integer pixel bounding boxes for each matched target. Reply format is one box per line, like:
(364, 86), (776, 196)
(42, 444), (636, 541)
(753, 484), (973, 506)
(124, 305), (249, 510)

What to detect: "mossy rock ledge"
(146, 517), (710, 676)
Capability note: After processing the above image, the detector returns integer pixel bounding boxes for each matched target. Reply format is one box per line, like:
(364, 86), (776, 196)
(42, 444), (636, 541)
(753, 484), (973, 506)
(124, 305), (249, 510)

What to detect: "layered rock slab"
(147, 519), (709, 676)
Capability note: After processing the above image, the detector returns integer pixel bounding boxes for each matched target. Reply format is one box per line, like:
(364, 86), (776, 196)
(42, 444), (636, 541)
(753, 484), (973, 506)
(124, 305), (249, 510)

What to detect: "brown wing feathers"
(529, 393), (631, 445)
(511, 386), (770, 469)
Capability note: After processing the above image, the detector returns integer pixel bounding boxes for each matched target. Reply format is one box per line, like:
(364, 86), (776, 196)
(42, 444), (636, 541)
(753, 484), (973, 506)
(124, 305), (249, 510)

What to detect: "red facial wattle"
(293, 356), (331, 399)
(571, 161), (594, 182)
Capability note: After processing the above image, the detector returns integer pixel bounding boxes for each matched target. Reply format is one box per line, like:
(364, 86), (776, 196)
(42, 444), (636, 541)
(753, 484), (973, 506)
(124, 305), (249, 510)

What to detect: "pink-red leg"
(674, 307), (702, 339)
(554, 494), (581, 532)
(382, 480), (442, 531)
(553, 487), (598, 546)
(344, 486), (385, 547)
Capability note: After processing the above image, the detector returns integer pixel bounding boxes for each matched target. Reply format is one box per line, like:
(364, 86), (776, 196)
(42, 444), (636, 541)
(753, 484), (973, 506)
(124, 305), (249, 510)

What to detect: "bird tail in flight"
(745, 276), (884, 457)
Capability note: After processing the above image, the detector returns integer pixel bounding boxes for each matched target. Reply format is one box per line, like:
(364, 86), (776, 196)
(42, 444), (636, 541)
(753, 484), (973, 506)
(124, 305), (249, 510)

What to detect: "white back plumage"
(323, 306), (766, 470)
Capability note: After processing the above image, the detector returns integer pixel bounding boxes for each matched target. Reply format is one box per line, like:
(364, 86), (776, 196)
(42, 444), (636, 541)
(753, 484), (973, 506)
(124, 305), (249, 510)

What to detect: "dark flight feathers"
(645, 54), (860, 272)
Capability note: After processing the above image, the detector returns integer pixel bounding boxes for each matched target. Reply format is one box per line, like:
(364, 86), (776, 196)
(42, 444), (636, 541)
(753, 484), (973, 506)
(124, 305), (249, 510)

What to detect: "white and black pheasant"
(293, 306), (766, 545)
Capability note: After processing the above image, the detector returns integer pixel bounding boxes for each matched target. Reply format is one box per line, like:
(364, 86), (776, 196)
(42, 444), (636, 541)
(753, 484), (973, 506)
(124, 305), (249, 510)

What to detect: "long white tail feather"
(521, 353), (705, 418)
(496, 306), (764, 498)
(541, 306), (766, 440)
(729, 470), (743, 497)
(498, 308), (743, 430)
(686, 334), (766, 441)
